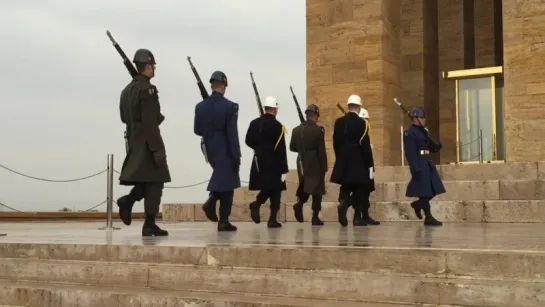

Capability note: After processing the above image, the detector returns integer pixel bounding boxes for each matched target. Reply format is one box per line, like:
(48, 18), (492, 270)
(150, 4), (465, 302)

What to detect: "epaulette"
(359, 120), (369, 144)
(232, 103), (239, 115)
(274, 125), (287, 151)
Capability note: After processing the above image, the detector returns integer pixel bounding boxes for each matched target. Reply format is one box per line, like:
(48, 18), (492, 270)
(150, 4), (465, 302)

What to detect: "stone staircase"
(163, 162), (545, 223)
(0, 230), (544, 307)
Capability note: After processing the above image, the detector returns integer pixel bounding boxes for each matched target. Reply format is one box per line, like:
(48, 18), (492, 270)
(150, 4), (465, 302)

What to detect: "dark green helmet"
(305, 104), (320, 116)
(209, 71), (228, 86)
(132, 49), (156, 64)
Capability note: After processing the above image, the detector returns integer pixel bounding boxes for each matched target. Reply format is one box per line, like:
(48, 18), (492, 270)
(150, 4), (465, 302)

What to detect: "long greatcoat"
(403, 124), (446, 198)
(119, 74), (171, 185)
(245, 113), (288, 191)
(194, 91), (241, 192)
(289, 119), (327, 195)
(330, 112), (374, 191)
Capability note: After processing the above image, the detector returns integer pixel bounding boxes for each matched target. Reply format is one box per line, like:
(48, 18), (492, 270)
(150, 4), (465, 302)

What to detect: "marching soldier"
(117, 49), (170, 237)
(403, 107), (444, 226)
(289, 104), (327, 226)
(330, 94), (374, 227)
(194, 71), (241, 232)
(246, 96), (288, 228)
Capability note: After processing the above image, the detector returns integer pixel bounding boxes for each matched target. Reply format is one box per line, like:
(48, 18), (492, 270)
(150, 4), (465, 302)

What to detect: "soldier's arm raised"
(140, 84), (164, 152)
(226, 103), (241, 162)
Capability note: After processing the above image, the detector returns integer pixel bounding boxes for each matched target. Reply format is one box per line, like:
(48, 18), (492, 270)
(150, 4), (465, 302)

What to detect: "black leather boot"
(117, 195), (135, 226)
(293, 201), (304, 223)
(218, 220), (238, 232)
(249, 200), (262, 224)
(202, 195), (218, 222)
(142, 214), (169, 236)
(337, 200), (349, 227)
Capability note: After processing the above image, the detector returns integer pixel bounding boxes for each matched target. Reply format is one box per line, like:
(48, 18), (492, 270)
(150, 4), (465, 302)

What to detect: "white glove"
(370, 144), (374, 149)
(281, 174), (287, 182)
(369, 167), (374, 180)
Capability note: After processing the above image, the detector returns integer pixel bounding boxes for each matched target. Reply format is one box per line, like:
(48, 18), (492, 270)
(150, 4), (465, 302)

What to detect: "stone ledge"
(163, 200), (545, 223)
(1, 259), (544, 306)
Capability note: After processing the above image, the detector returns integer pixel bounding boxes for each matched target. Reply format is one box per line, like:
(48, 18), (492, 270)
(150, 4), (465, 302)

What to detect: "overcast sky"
(0, 0), (306, 212)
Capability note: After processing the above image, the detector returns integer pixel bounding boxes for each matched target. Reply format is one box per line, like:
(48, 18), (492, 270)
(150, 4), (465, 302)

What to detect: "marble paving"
(1, 221), (544, 252)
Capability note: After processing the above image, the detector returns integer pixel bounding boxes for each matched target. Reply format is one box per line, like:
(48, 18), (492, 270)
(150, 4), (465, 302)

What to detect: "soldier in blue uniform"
(194, 71), (241, 232)
(245, 96), (289, 228)
(403, 107), (444, 226)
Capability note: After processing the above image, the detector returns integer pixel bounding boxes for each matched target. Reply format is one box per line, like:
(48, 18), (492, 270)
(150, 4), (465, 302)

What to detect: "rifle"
(106, 30), (138, 78)
(393, 98), (442, 152)
(249, 72), (264, 116)
(336, 103), (346, 114)
(187, 56), (209, 100)
(289, 86), (305, 123)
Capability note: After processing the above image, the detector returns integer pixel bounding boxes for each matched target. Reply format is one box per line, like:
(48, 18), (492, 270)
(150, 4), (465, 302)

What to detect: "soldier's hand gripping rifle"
(289, 86), (305, 123)
(187, 56), (209, 100)
(106, 30), (138, 78)
(393, 98), (442, 152)
(250, 72), (265, 116)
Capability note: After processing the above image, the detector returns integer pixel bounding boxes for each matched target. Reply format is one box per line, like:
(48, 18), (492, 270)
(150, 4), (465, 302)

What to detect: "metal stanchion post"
(400, 126), (405, 166)
(99, 154), (120, 230)
(478, 129), (484, 164)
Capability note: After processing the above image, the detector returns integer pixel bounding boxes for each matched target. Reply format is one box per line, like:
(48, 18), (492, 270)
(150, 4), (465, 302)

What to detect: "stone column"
(306, 0), (402, 166)
(502, 1), (545, 161)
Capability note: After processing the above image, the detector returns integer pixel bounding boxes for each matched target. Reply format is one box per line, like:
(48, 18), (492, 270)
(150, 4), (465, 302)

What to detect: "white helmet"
(263, 96), (279, 108)
(359, 108), (369, 119)
(347, 94), (362, 106)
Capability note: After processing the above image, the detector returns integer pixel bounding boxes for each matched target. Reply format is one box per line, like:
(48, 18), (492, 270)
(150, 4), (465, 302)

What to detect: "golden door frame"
(442, 66), (504, 164)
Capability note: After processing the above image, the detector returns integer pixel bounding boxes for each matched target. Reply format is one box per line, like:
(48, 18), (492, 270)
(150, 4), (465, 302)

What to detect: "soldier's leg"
(202, 192), (219, 222)
(117, 183), (145, 226)
(267, 189), (282, 228)
(351, 186), (366, 226)
(249, 190), (271, 224)
(293, 180), (309, 223)
(361, 189), (380, 225)
(310, 194), (324, 226)
(420, 196), (442, 226)
(142, 183), (168, 236)
(337, 185), (351, 227)
(218, 190), (237, 232)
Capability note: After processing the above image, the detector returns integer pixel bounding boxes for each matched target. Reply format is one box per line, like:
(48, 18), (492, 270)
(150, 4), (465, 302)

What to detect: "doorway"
(443, 66), (504, 163)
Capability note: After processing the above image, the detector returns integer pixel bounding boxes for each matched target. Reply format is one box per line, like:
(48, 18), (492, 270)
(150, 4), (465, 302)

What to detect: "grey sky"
(0, 1), (306, 211)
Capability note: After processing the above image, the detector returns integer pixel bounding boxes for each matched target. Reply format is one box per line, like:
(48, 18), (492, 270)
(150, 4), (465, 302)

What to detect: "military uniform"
(245, 96), (288, 228)
(403, 107), (444, 226)
(289, 104), (327, 226)
(194, 71), (241, 232)
(117, 49), (170, 237)
(330, 95), (374, 227)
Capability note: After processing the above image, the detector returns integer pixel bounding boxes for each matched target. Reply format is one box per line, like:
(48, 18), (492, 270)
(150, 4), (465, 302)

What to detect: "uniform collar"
(305, 119), (317, 125)
(211, 90), (224, 97)
(262, 113), (275, 118)
(133, 74), (150, 82)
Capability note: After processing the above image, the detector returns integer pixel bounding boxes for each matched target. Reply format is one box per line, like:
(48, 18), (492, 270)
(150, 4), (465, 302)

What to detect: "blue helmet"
(410, 107), (425, 118)
(209, 71), (228, 86)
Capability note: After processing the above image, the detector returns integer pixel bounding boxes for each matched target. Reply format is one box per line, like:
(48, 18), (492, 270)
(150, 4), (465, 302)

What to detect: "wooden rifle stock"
(336, 103), (346, 114)
(250, 72), (264, 116)
(106, 30), (138, 78)
(289, 86), (305, 123)
(187, 56), (209, 100)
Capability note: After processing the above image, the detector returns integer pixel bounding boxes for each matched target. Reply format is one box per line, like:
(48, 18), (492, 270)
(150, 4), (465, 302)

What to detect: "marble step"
(0, 280), (413, 307)
(163, 199), (545, 223)
(282, 161), (545, 183)
(232, 179), (545, 203)
(1, 258), (543, 306)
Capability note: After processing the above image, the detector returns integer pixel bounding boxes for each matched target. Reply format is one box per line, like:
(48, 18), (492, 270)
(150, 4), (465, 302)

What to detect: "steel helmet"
(410, 107), (425, 118)
(347, 94), (362, 106)
(359, 108), (369, 119)
(132, 49), (156, 64)
(263, 96), (279, 108)
(209, 71), (228, 86)
(305, 104), (320, 115)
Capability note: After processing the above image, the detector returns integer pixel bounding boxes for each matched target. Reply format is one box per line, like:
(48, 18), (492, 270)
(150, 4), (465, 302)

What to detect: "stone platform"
(0, 221), (544, 306)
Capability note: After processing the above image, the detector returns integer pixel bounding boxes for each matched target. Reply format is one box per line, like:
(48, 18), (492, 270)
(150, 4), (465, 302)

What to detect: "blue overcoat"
(194, 91), (241, 192)
(403, 125), (446, 198)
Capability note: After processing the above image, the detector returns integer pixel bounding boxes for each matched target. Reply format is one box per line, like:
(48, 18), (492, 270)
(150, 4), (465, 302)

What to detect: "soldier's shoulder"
(404, 126), (417, 137)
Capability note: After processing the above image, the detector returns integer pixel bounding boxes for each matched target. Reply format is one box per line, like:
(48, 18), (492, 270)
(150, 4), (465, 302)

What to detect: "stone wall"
(503, 1), (545, 161)
(306, 0), (403, 166)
